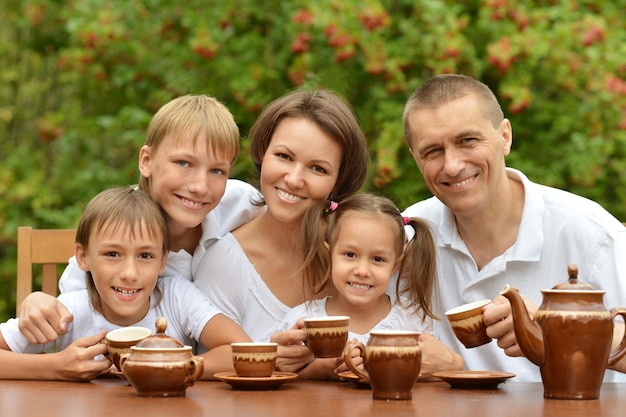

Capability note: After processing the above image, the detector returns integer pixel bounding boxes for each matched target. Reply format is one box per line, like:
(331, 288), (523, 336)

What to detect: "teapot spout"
(500, 285), (545, 366)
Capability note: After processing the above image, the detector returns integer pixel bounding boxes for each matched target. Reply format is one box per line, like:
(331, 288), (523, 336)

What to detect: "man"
(401, 74), (626, 382)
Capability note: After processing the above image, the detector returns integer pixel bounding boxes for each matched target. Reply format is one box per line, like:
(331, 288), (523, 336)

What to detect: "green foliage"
(1, 0), (626, 320)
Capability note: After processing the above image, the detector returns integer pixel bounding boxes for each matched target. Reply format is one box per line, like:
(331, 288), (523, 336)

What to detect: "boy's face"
(76, 221), (167, 326)
(138, 132), (232, 235)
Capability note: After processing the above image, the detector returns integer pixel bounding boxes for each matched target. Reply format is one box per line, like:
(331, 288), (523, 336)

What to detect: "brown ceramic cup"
(303, 316), (350, 358)
(344, 330), (422, 400)
(445, 299), (492, 348)
(231, 342), (278, 378)
(105, 326), (152, 371)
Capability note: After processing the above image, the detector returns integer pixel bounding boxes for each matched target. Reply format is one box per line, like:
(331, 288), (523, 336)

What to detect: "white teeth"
(450, 178), (473, 188)
(276, 188), (303, 202)
(180, 196), (205, 208)
(114, 287), (139, 297)
(349, 282), (371, 291)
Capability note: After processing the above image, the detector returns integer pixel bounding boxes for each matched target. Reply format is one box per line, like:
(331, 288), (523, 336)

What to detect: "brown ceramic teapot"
(119, 317), (204, 397)
(501, 263), (626, 400)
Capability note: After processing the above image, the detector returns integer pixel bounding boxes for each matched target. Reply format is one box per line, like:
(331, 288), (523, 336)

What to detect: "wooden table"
(0, 377), (623, 417)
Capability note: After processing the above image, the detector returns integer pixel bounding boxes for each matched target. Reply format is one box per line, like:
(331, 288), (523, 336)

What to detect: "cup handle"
(183, 356), (205, 386)
(343, 340), (369, 382)
(608, 308), (626, 366)
(118, 352), (130, 371)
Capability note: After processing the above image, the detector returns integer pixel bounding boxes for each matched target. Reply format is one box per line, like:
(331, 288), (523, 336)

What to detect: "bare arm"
(196, 314), (252, 380)
(0, 330), (111, 381)
(17, 292), (74, 344)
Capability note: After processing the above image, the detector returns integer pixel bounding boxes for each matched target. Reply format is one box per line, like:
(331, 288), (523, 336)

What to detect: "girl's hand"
(270, 325), (313, 374)
(53, 330), (112, 381)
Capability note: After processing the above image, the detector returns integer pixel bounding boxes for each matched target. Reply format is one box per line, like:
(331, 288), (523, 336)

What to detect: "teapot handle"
(183, 356), (204, 387)
(343, 340), (369, 382)
(607, 308), (626, 366)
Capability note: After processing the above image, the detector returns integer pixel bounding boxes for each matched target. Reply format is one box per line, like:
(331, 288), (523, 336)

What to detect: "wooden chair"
(16, 226), (77, 314)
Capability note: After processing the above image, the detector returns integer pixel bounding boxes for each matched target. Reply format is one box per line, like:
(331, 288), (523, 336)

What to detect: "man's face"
(406, 94), (512, 218)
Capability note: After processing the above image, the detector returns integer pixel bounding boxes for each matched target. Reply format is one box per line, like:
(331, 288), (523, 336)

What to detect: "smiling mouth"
(178, 195), (206, 209)
(444, 175), (476, 188)
(276, 188), (304, 202)
(113, 287), (140, 297)
(348, 282), (372, 291)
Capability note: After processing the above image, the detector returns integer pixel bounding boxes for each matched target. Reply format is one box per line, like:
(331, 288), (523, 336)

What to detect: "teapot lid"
(134, 317), (185, 348)
(551, 263), (597, 291)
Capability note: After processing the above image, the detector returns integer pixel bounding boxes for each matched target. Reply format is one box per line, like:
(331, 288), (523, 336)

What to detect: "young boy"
(0, 186), (251, 381)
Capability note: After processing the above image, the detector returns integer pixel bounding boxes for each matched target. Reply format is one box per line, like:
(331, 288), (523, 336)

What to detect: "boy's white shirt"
(2, 276), (221, 353)
(58, 179), (264, 292)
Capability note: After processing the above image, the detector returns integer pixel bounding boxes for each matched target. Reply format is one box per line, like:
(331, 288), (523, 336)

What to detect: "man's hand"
(483, 294), (537, 357)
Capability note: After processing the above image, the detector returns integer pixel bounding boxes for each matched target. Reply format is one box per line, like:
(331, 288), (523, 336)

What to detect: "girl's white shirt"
(272, 296), (434, 345)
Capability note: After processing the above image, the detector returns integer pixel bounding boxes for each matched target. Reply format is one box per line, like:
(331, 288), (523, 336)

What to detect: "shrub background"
(1, 0), (626, 319)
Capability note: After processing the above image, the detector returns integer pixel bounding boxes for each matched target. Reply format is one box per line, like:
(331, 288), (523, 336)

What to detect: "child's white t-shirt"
(1, 276), (221, 353)
(271, 295), (434, 345)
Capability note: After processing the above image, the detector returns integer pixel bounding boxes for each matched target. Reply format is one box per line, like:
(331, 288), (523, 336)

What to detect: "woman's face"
(260, 117), (343, 225)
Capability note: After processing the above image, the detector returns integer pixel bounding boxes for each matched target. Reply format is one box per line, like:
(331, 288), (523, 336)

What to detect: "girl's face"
(329, 213), (400, 308)
(76, 221), (167, 326)
(138, 132), (232, 233)
(260, 117), (342, 226)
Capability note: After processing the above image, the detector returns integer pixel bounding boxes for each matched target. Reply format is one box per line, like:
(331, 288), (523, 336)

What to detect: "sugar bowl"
(119, 317), (204, 397)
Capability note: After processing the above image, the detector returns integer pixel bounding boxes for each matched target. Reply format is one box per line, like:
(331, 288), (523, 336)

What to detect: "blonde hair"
(301, 193), (438, 320)
(76, 186), (169, 314)
(138, 94), (240, 192)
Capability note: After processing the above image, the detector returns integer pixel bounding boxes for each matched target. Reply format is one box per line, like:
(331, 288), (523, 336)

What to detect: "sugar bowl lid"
(134, 317), (184, 348)
(551, 263), (598, 291)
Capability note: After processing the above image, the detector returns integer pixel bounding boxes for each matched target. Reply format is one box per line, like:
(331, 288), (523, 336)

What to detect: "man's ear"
(500, 118), (513, 156)
(75, 243), (90, 272)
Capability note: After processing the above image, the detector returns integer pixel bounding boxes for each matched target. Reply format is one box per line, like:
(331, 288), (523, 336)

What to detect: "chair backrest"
(16, 226), (77, 313)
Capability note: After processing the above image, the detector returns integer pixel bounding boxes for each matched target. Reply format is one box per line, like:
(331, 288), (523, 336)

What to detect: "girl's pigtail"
(396, 217), (439, 321)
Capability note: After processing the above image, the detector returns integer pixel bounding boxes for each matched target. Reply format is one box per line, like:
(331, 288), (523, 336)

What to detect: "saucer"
(214, 371), (298, 390)
(337, 371), (371, 388)
(433, 370), (515, 389)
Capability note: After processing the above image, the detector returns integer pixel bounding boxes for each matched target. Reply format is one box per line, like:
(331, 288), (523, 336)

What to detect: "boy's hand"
(17, 292), (74, 344)
(54, 330), (112, 381)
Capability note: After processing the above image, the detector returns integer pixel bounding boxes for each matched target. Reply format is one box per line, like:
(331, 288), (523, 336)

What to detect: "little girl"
(0, 186), (251, 381)
(273, 193), (463, 379)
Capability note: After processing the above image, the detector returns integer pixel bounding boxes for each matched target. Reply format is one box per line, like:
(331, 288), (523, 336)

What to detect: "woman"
(192, 89), (369, 373)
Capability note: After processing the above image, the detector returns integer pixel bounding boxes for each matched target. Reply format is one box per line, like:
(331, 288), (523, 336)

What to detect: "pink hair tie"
(403, 216), (410, 225)
(329, 201), (339, 212)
